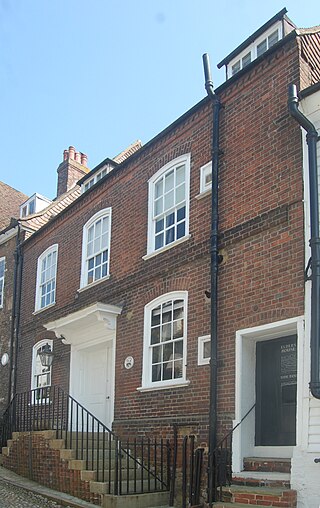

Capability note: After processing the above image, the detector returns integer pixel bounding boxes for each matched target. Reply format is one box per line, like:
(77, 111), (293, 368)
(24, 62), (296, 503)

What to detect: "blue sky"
(0, 0), (319, 199)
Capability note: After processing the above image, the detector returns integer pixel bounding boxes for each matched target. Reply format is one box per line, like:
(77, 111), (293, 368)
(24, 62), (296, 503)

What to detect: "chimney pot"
(68, 146), (75, 159)
(75, 151), (81, 163)
(80, 153), (88, 167)
(63, 149), (68, 161)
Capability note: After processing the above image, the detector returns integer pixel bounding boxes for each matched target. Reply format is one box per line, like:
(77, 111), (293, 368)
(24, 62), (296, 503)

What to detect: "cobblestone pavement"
(0, 478), (73, 508)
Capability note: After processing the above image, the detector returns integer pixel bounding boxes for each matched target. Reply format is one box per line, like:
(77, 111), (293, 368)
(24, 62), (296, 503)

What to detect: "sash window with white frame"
(35, 245), (58, 311)
(147, 155), (190, 255)
(80, 208), (111, 288)
(141, 291), (188, 389)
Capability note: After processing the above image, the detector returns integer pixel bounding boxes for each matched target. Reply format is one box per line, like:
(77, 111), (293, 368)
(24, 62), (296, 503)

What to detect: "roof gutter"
(288, 83), (320, 399)
(203, 53), (222, 505)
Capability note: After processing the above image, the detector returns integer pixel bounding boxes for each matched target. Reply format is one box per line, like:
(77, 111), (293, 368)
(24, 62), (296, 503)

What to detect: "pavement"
(0, 466), (98, 508)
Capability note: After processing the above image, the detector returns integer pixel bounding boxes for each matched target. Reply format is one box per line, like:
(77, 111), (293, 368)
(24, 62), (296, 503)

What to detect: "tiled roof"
(113, 140), (142, 164)
(0, 181), (28, 230)
(20, 186), (81, 238)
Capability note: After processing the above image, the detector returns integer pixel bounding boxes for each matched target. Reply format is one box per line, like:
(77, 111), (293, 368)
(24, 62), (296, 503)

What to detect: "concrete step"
(243, 456), (291, 474)
(81, 467), (148, 482)
(101, 491), (169, 508)
(91, 479), (167, 495)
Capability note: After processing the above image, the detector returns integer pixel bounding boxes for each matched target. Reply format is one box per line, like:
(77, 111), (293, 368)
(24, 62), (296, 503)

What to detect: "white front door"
(76, 341), (114, 429)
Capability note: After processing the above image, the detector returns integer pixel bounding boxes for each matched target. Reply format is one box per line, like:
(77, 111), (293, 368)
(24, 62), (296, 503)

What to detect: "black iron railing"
(0, 386), (170, 495)
(210, 403), (256, 502)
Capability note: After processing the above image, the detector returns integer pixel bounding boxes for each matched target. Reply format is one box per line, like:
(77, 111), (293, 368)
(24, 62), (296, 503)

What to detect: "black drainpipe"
(8, 223), (23, 404)
(288, 83), (320, 399)
(202, 53), (221, 505)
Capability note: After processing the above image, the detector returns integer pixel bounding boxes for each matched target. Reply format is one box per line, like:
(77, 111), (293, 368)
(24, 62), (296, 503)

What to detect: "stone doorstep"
(101, 491), (169, 508)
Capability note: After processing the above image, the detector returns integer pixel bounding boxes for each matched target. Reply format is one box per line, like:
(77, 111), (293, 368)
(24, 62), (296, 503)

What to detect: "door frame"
(232, 316), (304, 473)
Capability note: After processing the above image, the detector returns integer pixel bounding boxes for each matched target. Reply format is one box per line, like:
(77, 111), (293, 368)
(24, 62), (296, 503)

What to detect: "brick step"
(220, 484), (297, 507)
(243, 456), (291, 473)
(233, 471), (290, 488)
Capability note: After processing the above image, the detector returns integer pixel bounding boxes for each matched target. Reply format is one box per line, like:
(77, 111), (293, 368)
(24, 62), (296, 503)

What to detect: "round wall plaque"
(1, 353), (9, 366)
(124, 356), (134, 369)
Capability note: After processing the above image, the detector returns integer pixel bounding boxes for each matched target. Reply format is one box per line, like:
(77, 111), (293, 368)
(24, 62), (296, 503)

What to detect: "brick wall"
(16, 32), (309, 447)
(3, 431), (101, 505)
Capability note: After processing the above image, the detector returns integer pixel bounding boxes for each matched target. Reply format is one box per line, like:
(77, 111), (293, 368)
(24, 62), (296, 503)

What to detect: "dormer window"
(81, 162), (116, 194)
(218, 9), (295, 81)
(82, 168), (108, 193)
(20, 193), (51, 218)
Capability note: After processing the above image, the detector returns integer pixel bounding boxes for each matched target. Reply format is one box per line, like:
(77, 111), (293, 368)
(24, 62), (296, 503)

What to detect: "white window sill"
(33, 302), (56, 315)
(195, 188), (212, 200)
(78, 275), (110, 293)
(137, 379), (190, 392)
(143, 235), (191, 261)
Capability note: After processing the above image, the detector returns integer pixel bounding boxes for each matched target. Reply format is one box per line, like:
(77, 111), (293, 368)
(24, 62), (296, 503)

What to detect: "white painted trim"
(80, 208), (112, 289)
(233, 316), (304, 473)
(200, 161), (212, 194)
(137, 380), (190, 392)
(34, 244), (58, 312)
(146, 154), (191, 256)
(141, 291), (188, 390)
(77, 275), (111, 293)
(142, 235), (191, 260)
(198, 335), (211, 365)
(0, 256), (5, 309)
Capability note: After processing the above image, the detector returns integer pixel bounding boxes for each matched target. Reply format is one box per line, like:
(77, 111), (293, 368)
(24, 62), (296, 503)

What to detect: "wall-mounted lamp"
(38, 343), (55, 368)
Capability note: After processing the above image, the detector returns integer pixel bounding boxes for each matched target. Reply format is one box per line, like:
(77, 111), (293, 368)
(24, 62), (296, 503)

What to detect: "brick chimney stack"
(56, 146), (89, 197)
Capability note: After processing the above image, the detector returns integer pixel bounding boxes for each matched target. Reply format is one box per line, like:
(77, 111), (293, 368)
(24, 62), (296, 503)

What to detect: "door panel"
(255, 336), (297, 446)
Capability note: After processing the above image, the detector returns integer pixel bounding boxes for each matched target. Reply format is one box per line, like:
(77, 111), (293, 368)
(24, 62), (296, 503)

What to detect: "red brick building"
(2, 9), (320, 508)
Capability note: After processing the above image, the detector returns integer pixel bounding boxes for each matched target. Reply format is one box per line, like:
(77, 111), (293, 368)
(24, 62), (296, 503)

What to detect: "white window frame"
(81, 166), (112, 193)
(80, 208), (112, 289)
(0, 257), (5, 308)
(198, 335), (211, 365)
(31, 339), (53, 402)
(139, 291), (189, 391)
(35, 245), (58, 312)
(146, 154), (191, 256)
(200, 161), (212, 194)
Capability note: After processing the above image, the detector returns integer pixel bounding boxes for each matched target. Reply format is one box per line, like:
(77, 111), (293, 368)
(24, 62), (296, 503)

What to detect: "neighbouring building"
(1, 8), (320, 508)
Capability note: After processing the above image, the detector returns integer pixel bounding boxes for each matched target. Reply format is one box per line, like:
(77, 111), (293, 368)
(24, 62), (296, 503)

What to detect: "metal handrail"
(0, 386), (170, 495)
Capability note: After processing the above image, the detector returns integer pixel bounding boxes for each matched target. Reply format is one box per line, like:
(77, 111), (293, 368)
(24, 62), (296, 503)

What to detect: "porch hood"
(44, 302), (122, 347)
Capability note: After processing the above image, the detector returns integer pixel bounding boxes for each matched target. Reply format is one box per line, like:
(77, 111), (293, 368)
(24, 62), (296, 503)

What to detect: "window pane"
(151, 327), (160, 345)
(151, 305), (161, 326)
(165, 227), (175, 245)
(164, 190), (174, 211)
(177, 222), (185, 239)
(177, 206), (185, 222)
(257, 39), (267, 57)
(155, 233), (164, 250)
(173, 320), (183, 338)
(174, 360), (183, 379)
(173, 300), (184, 319)
(163, 343), (173, 361)
(242, 52), (251, 68)
(162, 302), (172, 322)
(155, 218), (164, 234)
(203, 340), (211, 359)
(152, 364), (161, 382)
(232, 60), (240, 75)
(176, 165), (185, 185)
(268, 30), (279, 48)
(161, 323), (171, 342)
(175, 183), (185, 204)
(152, 345), (161, 363)
(166, 212), (174, 228)
(154, 198), (163, 216)
(164, 170), (174, 192)
(155, 180), (163, 199)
